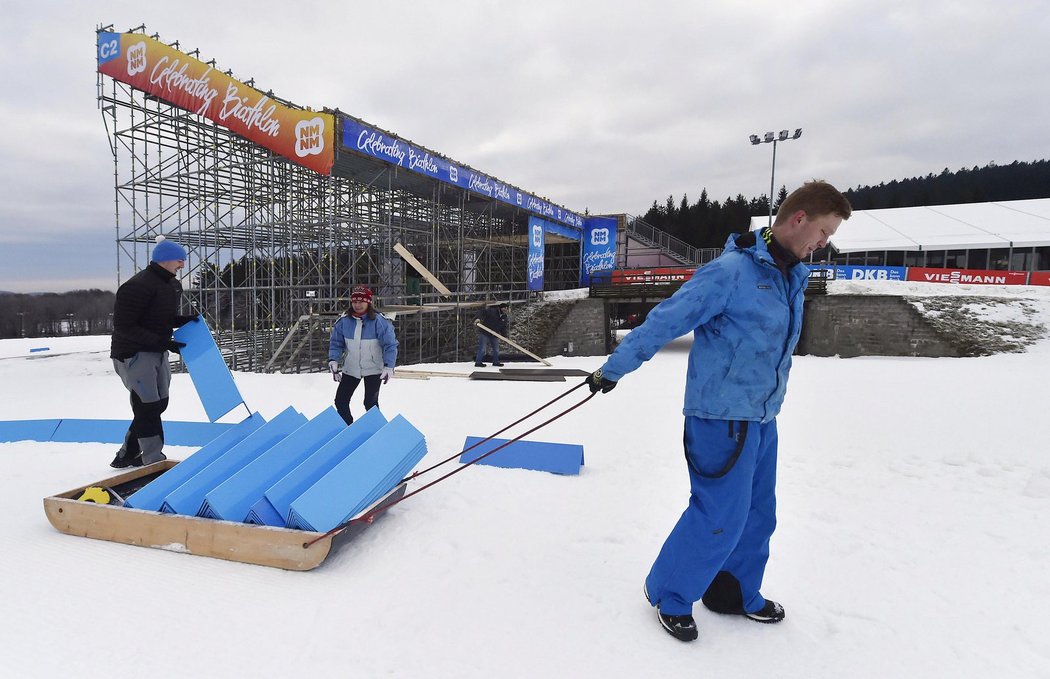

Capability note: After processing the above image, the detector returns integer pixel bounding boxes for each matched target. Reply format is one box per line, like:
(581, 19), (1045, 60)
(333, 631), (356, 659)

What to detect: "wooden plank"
(42, 463), (406, 571)
(499, 368), (591, 377)
(475, 321), (552, 366)
(395, 369), (471, 378)
(469, 372), (565, 382)
(393, 242), (452, 296)
(391, 372), (429, 380)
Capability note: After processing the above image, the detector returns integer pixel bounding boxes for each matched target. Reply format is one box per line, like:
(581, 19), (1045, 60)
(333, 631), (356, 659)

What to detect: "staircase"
(621, 214), (718, 267)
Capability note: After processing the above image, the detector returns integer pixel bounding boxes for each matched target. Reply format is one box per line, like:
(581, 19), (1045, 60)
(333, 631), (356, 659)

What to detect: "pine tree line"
(641, 159), (1050, 250)
(0, 290), (115, 339)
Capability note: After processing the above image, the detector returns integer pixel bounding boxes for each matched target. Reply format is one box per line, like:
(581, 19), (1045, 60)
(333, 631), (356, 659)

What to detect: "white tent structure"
(751, 198), (1050, 270)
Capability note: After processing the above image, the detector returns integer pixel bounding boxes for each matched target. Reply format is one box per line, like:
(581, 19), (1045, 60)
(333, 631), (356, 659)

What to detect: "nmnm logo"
(295, 117), (326, 157)
(590, 228), (610, 246)
(532, 224), (543, 248)
(97, 32), (121, 66)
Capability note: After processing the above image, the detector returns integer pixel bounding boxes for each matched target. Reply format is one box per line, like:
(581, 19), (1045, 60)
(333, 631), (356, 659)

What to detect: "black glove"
(585, 368), (617, 394)
(165, 340), (187, 355)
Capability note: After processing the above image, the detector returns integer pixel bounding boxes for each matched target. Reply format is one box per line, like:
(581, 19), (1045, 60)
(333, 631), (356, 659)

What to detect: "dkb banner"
(97, 31), (334, 175)
(829, 265), (906, 281)
(527, 216), (545, 291)
(580, 217), (617, 286)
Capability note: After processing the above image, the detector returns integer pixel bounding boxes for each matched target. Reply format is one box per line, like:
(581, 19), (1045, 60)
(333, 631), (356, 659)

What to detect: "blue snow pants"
(644, 416), (778, 616)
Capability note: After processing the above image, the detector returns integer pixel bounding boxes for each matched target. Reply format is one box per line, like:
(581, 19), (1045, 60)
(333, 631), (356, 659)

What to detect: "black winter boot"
(645, 582), (698, 642)
(745, 600), (786, 624)
(702, 570), (785, 623)
(110, 450), (143, 469)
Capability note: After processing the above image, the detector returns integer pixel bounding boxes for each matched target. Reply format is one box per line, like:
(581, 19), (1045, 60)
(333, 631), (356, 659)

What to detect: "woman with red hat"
(327, 285), (399, 425)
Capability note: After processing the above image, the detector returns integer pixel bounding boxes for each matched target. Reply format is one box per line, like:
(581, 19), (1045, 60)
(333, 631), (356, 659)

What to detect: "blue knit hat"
(151, 237), (187, 262)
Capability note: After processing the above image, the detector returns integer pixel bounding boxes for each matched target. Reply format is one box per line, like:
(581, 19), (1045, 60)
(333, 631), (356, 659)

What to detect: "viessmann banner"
(97, 32), (334, 175)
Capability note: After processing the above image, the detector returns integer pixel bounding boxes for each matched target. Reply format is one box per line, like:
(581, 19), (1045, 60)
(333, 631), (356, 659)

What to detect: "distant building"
(751, 198), (1050, 272)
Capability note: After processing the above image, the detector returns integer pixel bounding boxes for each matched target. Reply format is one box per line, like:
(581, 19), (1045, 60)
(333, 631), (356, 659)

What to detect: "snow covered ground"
(2, 281), (1049, 677)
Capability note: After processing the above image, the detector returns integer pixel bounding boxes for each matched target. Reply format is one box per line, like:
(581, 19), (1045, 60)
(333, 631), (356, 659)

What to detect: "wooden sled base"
(43, 460), (406, 571)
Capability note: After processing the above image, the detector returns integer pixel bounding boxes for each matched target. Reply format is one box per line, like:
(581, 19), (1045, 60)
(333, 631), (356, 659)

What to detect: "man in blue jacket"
(586, 181), (851, 642)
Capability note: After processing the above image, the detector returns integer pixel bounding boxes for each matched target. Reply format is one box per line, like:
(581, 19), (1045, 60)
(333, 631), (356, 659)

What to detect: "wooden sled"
(43, 460), (406, 571)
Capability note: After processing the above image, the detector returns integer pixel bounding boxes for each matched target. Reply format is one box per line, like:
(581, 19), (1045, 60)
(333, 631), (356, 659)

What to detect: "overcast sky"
(1, 0), (1047, 293)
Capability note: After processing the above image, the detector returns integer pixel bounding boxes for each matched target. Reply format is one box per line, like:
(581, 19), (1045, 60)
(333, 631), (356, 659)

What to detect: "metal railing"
(624, 215), (713, 265)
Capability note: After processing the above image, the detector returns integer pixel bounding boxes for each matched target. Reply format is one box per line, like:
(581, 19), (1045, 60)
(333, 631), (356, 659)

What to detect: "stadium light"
(749, 127), (803, 227)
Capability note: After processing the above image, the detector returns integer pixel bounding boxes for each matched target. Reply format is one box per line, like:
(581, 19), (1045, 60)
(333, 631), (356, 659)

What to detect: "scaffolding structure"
(97, 28), (582, 372)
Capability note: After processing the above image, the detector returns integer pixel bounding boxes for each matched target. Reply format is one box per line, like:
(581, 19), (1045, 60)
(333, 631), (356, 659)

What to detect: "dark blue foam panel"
(287, 415), (427, 532)
(0, 419), (61, 443)
(123, 412), (267, 511)
(263, 406), (387, 527)
(174, 315), (246, 422)
(166, 406), (306, 517)
(201, 407), (346, 522)
(459, 437), (584, 475)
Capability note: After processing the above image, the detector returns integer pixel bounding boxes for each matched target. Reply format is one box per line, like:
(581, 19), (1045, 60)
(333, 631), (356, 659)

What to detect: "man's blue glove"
(585, 368), (617, 394)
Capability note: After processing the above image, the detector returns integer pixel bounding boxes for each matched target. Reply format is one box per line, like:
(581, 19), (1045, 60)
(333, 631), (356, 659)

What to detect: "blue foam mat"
(245, 497), (285, 527)
(166, 406), (306, 517)
(123, 412), (267, 511)
(0, 419), (61, 443)
(459, 436), (584, 475)
(287, 415), (427, 532)
(174, 315), (246, 422)
(202, 407), (345, 522)
(263, 407), (387, 526)
(0, 419), (234, 446)
(50, 419), (234, 446)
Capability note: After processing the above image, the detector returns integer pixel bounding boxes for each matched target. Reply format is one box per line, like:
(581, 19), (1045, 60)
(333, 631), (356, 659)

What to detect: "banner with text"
(579, 217), (618, 286)
(97, 32), (334, 175)
(1030, 272), (1050, 286)
(906, 267), (1029, 285)
(527, 216), (545, 291)
(341, 117), (584, 229)
(825, 265), (907, 281)
(610, 267), (696, 284)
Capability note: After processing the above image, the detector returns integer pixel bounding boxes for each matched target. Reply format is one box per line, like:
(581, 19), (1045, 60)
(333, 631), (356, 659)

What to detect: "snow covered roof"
(751, 198), (1050, 252)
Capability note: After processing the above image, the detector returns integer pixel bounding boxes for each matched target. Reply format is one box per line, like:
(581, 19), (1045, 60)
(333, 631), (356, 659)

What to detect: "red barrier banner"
(906, 267), (1029, 285)
(1029, 272), (1050, 286)
(610, 267), (696, 284)
(97, 32), (334, 175)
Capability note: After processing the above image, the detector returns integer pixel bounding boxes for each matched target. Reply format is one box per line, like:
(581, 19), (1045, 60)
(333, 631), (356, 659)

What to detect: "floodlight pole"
(750, 128), (802, 228)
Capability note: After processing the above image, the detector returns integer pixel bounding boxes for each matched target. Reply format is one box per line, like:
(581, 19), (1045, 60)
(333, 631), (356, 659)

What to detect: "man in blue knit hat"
(109, 236), (199, 468)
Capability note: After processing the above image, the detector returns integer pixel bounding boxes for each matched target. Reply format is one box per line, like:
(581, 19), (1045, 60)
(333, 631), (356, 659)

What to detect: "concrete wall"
(530, 294), (1015, 361)
(541, 299), (608, 357)
(797, 295), (964, 358)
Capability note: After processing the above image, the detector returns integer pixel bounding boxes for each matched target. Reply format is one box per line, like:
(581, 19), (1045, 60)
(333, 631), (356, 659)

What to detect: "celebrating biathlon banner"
(96, 31), (334, 175)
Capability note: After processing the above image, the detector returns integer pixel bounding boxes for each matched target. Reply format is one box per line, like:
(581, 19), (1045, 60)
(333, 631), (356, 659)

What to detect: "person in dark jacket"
(109, 237), (198, 468)
(474, 302), (508, 367)
(328, 285), (399, 425)
(586, 180), (851, 642)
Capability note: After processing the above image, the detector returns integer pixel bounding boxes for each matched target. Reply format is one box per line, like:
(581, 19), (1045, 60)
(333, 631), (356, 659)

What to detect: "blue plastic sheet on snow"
(459, 436), (584, 475)
(173, 315), (246, 422)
